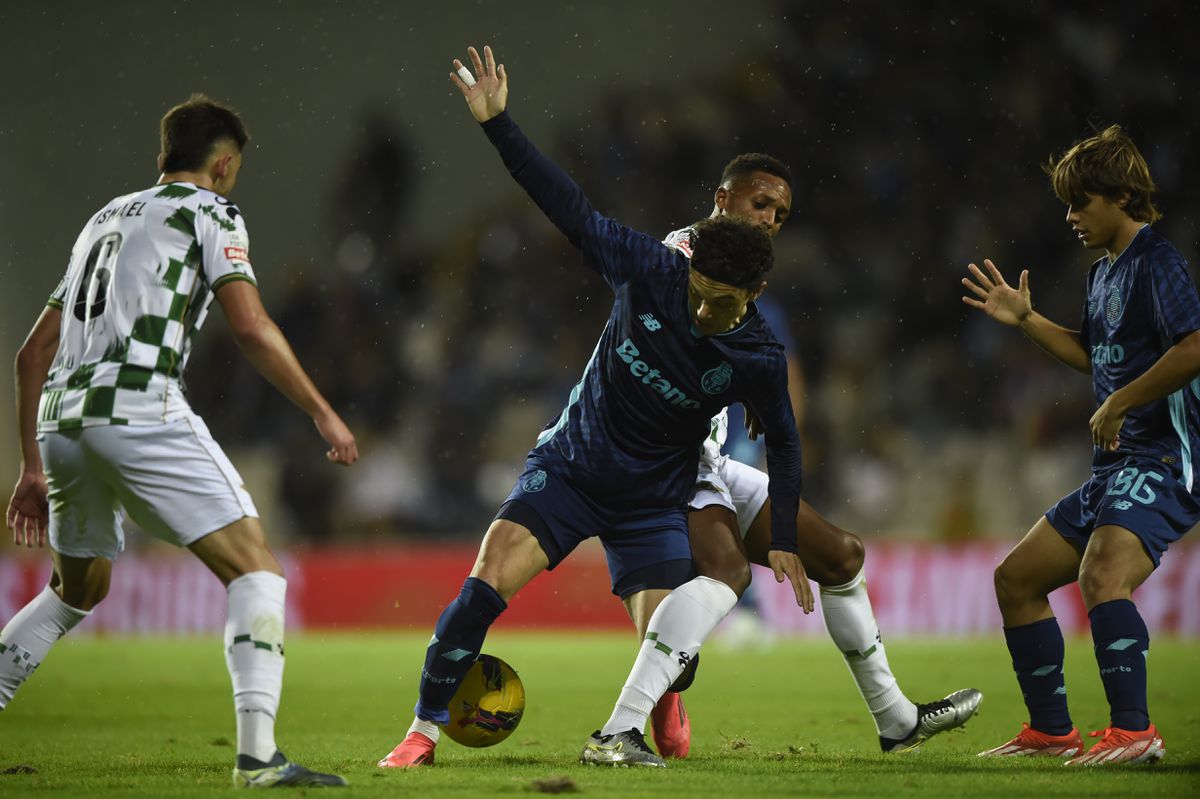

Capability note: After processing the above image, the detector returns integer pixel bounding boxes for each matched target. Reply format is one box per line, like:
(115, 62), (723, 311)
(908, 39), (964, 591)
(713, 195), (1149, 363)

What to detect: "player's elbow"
(227, 314), (277, 349)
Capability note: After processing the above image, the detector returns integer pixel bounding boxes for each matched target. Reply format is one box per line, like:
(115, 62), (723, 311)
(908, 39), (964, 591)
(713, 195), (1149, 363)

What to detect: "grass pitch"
(0, 632), (1196, 797)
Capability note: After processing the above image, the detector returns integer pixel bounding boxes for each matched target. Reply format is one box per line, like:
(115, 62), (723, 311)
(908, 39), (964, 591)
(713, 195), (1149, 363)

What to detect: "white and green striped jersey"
(38, 182), (257, 431)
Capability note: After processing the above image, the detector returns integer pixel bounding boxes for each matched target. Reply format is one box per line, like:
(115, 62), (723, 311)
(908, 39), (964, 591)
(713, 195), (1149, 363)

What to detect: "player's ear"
(749, 281), (766, 301)
(714, 185), (729, 212)
(212, 152), (234, 180)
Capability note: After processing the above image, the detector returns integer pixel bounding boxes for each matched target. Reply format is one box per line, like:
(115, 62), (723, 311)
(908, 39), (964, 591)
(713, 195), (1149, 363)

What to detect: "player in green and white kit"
(2, 95), (357, 788)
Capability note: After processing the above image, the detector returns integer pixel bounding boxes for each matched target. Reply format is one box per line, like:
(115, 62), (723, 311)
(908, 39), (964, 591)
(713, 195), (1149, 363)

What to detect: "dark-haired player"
(966, 125), (1196, 765)
(2, 94), (357, 788)
(378, 46), (811, 770)
(642, 154), (980, 759)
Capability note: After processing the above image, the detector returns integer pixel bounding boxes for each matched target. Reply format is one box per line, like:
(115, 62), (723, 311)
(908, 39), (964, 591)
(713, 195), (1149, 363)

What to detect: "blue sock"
(1004, 618), (1073, 735)
(413, 577), (507, 724)
(1089, 599), (1150, 731)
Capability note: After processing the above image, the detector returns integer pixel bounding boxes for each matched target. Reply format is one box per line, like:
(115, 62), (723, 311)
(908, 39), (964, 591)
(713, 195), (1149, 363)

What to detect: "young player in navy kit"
(378, 45), (810, 769)
(966, 126), (1198, 765)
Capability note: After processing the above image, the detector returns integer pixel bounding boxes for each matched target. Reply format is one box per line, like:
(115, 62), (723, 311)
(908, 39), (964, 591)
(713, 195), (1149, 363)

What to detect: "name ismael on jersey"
(94, 201), (146, 225)
(615, 338), (703, 409)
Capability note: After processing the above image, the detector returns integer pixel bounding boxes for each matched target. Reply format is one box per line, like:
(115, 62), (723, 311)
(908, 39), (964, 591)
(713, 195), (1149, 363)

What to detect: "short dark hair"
(1044, 125), (1160, 223)
(720, 153), (793, 190)
(688, 215), (774, 289)
(159, 94), (249, 173)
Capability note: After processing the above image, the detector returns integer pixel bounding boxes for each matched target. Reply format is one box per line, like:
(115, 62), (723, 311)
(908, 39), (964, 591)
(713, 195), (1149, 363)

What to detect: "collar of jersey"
(1102, 224), (1151, 272)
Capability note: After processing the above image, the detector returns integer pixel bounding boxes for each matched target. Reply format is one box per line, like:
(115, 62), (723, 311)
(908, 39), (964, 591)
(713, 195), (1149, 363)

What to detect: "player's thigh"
(743, 499), (864, 585)
(88, 414), (259, 549)
(622, 588), (671, 640)
(1077, 525), (1156, 609)
(469, 518), (550, 601)
(188, 516), (282, 586)
(40, 430), (125, 562)
(688, 504), (751, 594)
(995, 516), (1082, 601)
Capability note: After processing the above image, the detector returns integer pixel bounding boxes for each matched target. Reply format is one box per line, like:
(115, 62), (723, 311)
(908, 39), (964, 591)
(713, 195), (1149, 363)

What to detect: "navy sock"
(1089, 599), (1150, 731)
(1004, 618), (1073, 735)
(413, 577), (507, 724)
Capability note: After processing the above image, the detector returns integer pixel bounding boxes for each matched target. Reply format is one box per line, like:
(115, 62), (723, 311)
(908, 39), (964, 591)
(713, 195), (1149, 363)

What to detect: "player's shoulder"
(1137, 226), (1187, 267)
(663, 226), (695, 258)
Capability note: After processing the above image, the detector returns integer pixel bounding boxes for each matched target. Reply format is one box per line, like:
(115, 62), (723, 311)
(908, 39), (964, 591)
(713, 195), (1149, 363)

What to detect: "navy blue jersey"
(482, 112), (801, 551)
(1079, 226), (1200, 483)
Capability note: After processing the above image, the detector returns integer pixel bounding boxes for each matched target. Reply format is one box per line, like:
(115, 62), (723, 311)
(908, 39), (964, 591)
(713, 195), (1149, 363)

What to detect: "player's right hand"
(451, 45), (508, 123)
(314, 410), (359, 466)
(962, 258), (1033, 327)
(768, 549), (814, 613)
(7, 471), (49, 547)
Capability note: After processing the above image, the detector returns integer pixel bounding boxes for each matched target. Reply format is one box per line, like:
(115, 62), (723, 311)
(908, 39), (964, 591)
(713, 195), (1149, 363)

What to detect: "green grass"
(1, 632), (1197, 797)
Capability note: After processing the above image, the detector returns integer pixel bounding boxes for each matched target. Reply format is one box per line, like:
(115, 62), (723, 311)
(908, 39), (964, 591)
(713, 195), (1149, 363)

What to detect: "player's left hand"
(1090, 394), (1127, 451)
(450, 45), (508, 123)
(768, 549), (814, 613)
(7, 471), (49, 548)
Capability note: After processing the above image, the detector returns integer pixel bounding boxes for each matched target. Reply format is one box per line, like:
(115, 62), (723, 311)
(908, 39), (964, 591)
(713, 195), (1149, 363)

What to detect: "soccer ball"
(443, 654), (525, 747)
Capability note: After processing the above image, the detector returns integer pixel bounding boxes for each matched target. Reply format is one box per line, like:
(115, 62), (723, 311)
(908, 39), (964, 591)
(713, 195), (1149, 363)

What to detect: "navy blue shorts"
(495, 460), (694, 598)
(1046, 457), (1200, 567)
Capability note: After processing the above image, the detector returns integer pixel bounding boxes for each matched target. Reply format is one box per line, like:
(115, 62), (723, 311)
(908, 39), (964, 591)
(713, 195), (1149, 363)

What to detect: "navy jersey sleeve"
(741, 348), (802, 552)
(1146, 255), (1200, 345)
(480, 112), (674, 289)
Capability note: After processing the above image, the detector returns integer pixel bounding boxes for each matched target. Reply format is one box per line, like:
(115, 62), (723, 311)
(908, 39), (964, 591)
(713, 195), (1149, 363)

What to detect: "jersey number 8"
(73, 233), (123, 322)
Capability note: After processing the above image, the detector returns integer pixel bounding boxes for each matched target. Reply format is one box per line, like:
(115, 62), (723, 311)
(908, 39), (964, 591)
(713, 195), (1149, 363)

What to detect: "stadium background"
(1, 1), (1197, 636)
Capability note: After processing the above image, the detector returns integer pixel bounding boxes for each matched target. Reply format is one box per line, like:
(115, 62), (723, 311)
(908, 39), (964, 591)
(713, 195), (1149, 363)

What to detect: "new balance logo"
(1109, 500), (1134, 511)
(639, 313), (661, 332)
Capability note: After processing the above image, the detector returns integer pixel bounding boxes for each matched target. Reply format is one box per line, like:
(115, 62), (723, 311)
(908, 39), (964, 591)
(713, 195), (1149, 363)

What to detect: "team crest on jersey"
(1106, 287), (1123, 325)
(522, 469), (547, 493)
(700, 362), (733, 395)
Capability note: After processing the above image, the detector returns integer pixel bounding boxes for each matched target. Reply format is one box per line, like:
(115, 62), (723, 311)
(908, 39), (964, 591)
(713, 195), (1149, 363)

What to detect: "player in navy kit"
(378, 46), (810, 769)
(965, 126), (1199, 765)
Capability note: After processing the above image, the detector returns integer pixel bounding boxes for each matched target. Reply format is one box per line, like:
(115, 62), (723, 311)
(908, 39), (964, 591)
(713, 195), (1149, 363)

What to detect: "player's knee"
(1077, 561), (1127, 607)
(59, 573), (110, 611)
(993, 557), (1025, 609)
(697, 557), (751, 597)
(827, 532), (865, 585)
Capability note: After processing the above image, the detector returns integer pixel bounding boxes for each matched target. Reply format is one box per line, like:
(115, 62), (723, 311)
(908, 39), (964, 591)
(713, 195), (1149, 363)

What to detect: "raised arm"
(962, 258), (1092, 374)
(7, 307), (61, 545)
(450, 45), (659, 281)
(216, 281), (358, 466)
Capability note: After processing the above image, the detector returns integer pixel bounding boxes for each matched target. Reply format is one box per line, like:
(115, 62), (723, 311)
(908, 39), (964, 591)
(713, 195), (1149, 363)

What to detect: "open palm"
(451, 45), (508, 123)
(962, 258), (1032, 327)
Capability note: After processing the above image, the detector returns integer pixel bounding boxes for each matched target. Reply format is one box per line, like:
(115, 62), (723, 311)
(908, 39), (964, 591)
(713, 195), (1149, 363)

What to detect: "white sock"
(225, 571), (286, 762)
(601, 576), (737, 736)
(0, 585), (90, 709)
(820, 567), (917, 739)
(408, 717), (440, 744)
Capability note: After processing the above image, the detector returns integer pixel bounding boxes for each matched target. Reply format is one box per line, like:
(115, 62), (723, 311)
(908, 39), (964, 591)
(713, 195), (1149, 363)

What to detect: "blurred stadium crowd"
(186, 4), (1197, 543)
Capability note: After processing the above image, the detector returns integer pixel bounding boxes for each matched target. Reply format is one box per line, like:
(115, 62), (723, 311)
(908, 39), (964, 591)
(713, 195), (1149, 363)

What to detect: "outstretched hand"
(768, 549), (815, 613)
(7, 471), (48, 548)
(962, 258), (1033, 327)
(450, 45), (508, 123)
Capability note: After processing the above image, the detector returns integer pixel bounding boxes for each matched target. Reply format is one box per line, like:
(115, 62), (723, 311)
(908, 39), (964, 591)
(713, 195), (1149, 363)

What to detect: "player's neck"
(157, 171), (214, 191)
(1105, 219), (1146, 262)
